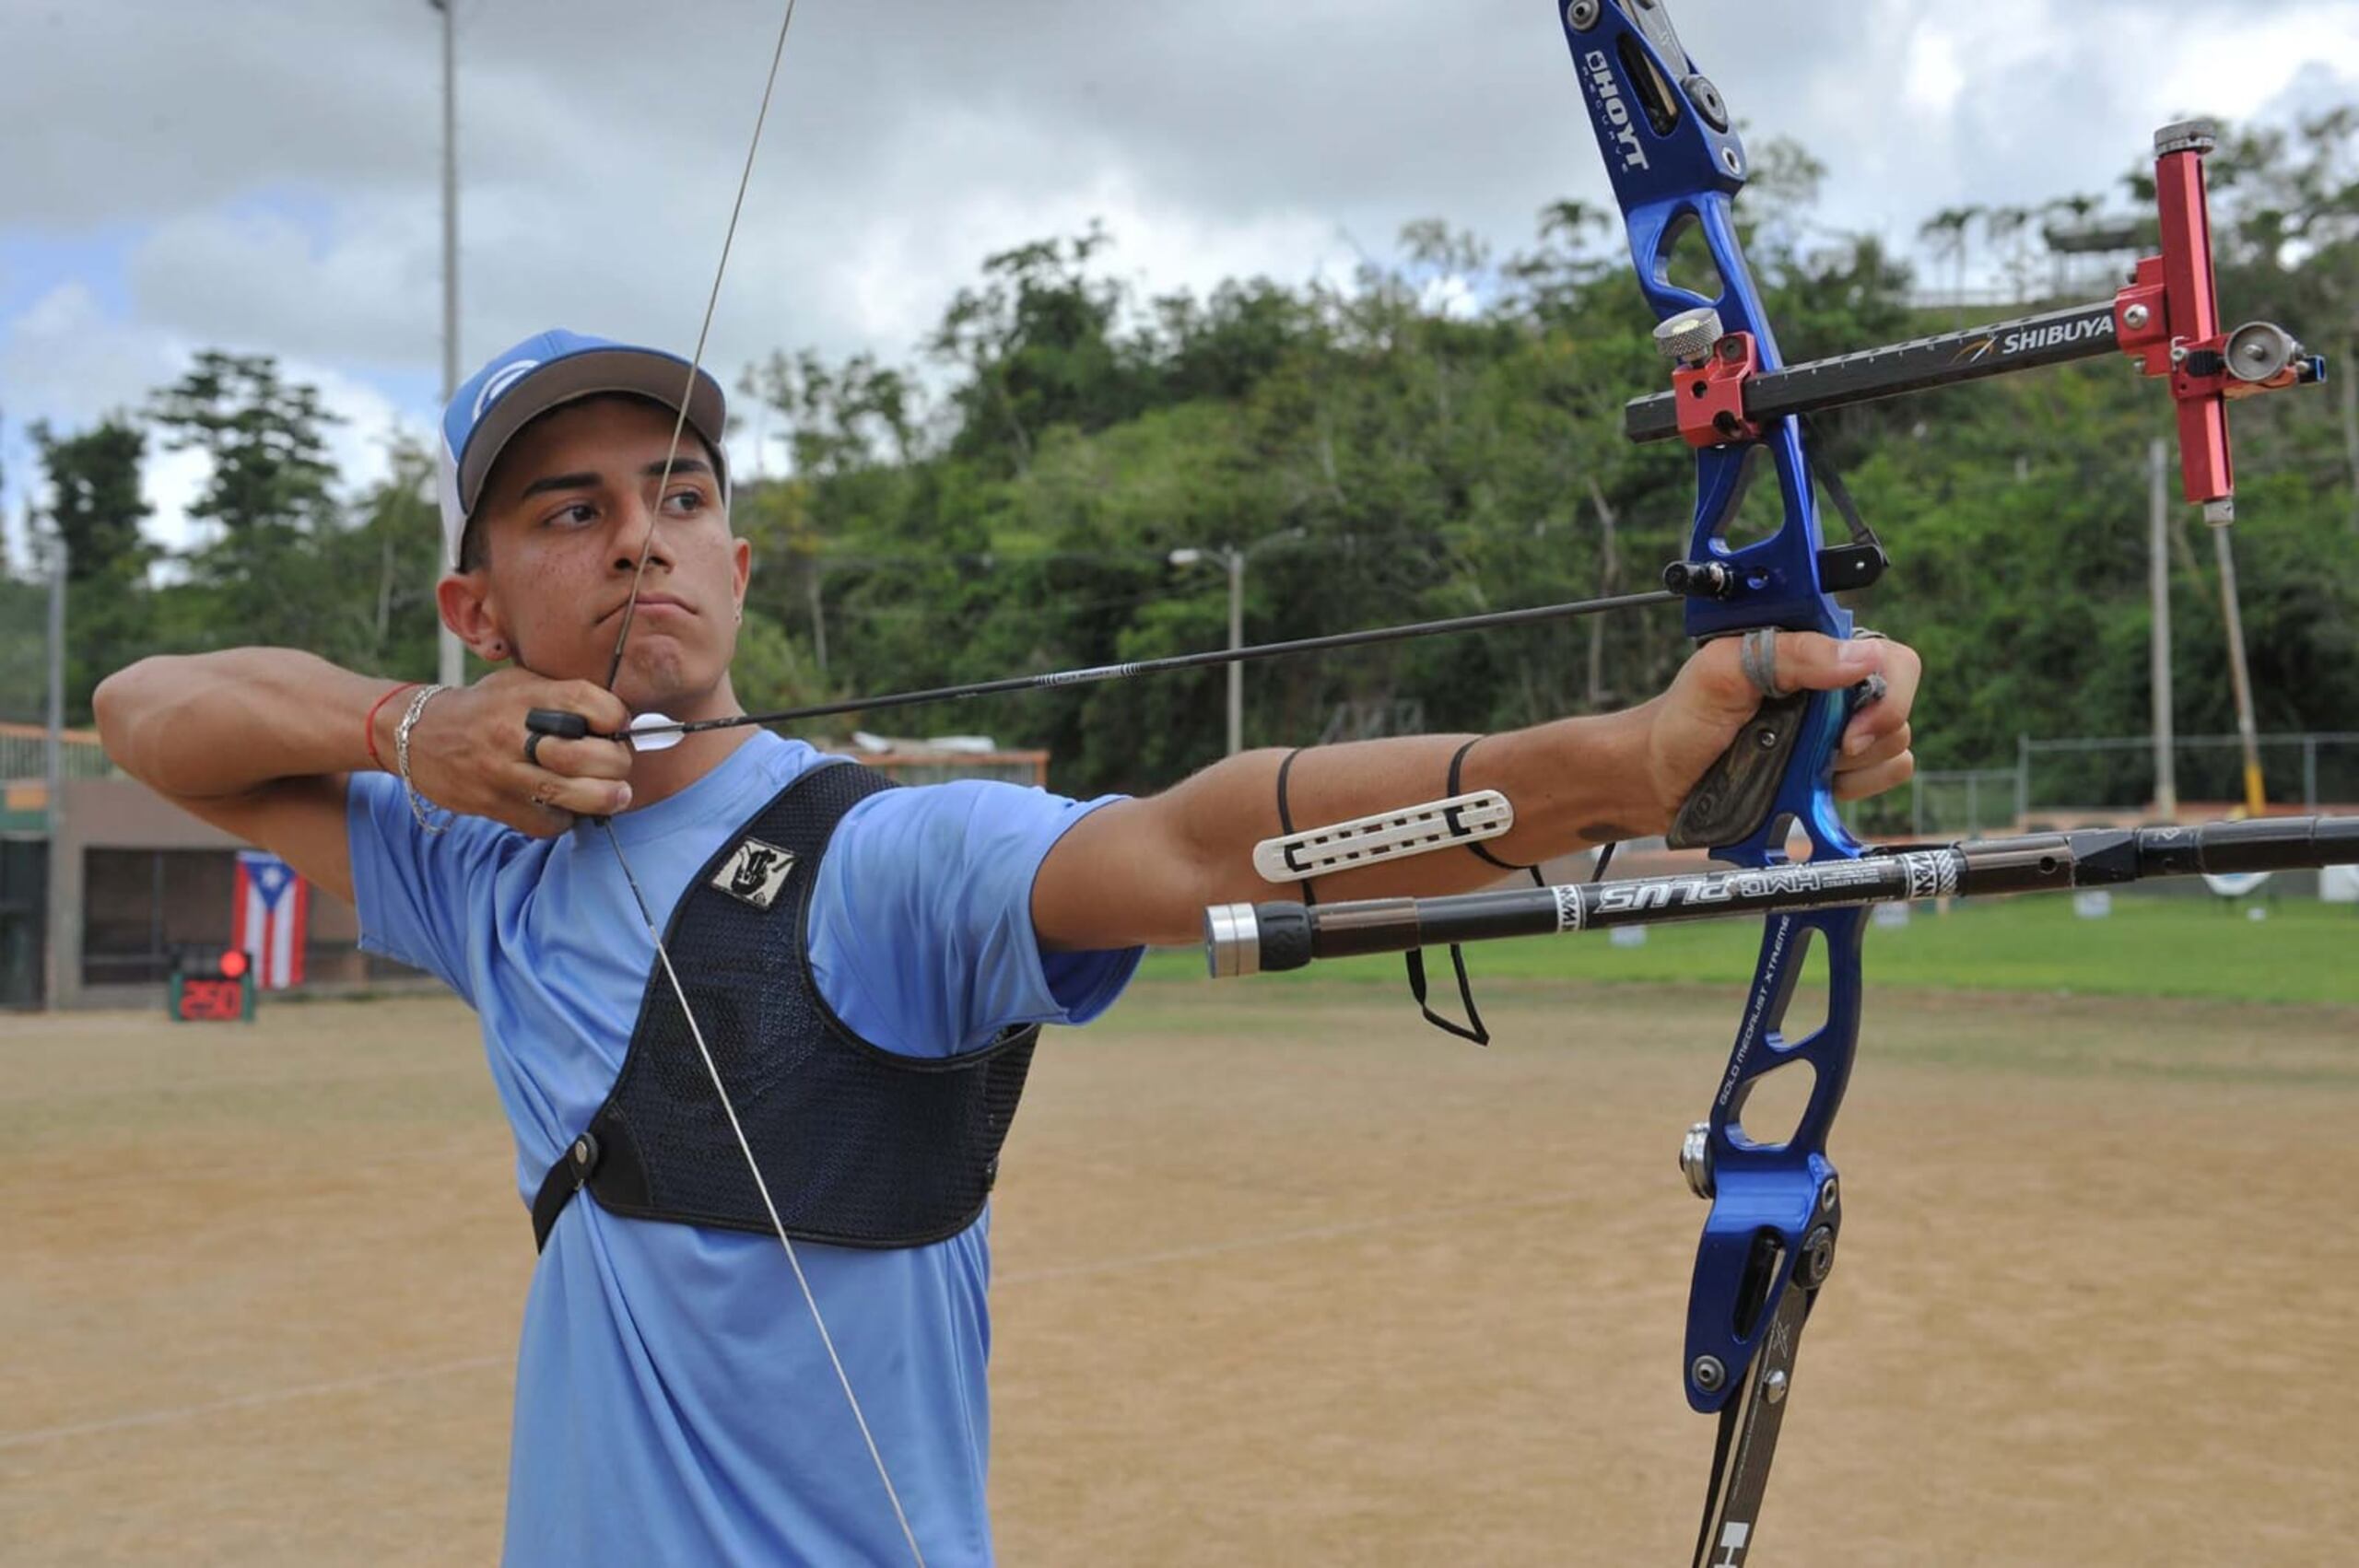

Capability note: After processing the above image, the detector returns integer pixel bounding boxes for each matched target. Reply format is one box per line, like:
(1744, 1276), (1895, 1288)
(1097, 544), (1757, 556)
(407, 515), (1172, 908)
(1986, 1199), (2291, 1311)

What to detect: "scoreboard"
(170, 947), (256, 1023)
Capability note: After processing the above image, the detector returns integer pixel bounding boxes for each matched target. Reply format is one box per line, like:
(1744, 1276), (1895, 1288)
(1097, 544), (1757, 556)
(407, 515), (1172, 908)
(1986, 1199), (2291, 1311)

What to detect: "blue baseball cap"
(436, 328), (730, 568)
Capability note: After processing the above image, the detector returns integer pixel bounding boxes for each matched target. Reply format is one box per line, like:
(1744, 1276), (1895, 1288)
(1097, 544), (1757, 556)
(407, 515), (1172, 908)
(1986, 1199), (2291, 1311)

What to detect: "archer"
(93, 327), (1920, 1565)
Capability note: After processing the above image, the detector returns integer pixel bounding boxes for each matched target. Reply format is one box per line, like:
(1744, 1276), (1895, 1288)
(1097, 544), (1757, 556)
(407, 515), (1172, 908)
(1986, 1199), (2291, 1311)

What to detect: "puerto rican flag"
(232, 849), (308, 989)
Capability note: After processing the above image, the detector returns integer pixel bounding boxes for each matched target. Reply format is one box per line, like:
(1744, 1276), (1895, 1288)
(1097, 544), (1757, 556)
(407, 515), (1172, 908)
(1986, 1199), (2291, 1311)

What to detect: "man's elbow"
(93, 657), (179, 778)
(92, 663), (136, 766)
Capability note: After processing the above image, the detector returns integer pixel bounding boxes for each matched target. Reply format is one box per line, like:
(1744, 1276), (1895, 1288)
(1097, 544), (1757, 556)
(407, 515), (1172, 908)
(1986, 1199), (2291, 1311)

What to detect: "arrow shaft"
(654, 587), (1680, 739)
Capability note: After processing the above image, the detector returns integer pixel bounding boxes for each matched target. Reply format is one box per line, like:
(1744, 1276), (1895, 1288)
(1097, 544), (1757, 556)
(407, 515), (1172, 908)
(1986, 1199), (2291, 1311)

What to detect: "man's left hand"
(1638, 631), (1921, 835)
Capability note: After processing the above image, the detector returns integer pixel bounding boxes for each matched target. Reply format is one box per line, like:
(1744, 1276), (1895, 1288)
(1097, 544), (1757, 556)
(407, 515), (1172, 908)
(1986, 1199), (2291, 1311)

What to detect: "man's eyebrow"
(516, 470), (603, 500)
(515, 457), (714, 501)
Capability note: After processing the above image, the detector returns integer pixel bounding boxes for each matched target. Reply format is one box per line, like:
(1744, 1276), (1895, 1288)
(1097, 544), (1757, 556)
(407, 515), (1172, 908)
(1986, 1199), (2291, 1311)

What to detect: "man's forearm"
(96, 649), (393, 800)
(1039, 630), (1917, 951)
(1169, 707), (1661, 908)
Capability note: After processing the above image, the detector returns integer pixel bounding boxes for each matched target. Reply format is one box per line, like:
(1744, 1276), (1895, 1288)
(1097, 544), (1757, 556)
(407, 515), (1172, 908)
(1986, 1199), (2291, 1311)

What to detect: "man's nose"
(612, 499), (667, 574)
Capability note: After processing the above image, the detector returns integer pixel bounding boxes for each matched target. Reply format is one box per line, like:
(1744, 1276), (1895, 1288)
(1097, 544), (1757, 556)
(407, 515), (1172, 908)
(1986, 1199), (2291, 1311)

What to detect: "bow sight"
(1636, 119), (2322, 537)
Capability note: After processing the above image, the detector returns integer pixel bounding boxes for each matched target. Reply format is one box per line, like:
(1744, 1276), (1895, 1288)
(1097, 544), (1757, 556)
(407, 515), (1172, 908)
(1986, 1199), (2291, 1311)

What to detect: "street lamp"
(1169, 529), (1303, 755)
(429, 0), (464, 691)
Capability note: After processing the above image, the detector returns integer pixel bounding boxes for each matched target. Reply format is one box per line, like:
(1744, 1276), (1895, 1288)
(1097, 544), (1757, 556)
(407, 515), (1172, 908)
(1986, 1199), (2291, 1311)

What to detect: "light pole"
(1170, 530), (1301, 755)
(430, 0), (464, 690)
(43, 533), (65, 1012)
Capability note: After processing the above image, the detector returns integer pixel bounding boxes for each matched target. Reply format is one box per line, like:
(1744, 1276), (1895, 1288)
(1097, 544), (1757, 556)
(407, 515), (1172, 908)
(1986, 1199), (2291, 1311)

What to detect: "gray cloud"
(4, 0), (2353, 552)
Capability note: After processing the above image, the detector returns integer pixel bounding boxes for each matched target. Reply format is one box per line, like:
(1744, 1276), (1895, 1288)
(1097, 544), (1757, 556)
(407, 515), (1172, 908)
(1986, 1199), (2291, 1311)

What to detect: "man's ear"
(437, 570), (512, 664)
(732, 536), (752, 616)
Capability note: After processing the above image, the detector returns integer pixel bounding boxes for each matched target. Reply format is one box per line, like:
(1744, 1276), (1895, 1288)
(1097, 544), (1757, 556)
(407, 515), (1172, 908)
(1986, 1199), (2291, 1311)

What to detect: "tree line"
(6, 113), (2355, 813)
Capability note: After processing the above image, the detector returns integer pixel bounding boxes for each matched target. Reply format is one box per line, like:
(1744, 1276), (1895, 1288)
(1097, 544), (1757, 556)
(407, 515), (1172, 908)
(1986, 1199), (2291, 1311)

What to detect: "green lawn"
(1144, 890), (2359, 1007)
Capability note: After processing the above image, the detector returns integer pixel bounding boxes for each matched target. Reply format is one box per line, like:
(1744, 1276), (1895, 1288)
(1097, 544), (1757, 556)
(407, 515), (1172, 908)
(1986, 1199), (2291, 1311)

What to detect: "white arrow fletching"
(628, 713), (684, 752)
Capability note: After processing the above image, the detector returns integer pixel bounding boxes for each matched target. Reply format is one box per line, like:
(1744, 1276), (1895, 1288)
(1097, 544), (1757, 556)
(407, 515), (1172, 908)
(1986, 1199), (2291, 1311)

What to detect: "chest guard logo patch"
(711, 837), (796, 910)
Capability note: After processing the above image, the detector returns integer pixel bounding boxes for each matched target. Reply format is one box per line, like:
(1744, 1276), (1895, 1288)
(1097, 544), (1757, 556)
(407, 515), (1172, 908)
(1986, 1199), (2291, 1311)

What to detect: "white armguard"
(1252, 790), (1515, 883)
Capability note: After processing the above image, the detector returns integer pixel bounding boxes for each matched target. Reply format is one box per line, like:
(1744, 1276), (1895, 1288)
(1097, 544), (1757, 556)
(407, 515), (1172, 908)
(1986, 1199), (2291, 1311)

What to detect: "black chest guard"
(531, 760), (1039, 1252)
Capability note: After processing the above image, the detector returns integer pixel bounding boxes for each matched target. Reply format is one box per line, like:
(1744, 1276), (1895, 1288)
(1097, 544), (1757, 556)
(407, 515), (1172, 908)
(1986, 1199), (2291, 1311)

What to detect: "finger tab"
(525, 708), (591, 740)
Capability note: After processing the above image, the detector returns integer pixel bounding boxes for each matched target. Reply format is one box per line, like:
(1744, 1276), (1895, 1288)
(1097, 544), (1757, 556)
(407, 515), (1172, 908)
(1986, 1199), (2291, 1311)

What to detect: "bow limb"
(1557, 6), (1868, 1562)
(1555, 5), (2321, 1562)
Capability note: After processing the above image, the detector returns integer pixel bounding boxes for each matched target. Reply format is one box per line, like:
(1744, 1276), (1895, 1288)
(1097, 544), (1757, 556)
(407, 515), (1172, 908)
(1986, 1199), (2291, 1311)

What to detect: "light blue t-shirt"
(346, 732), (1140, 1566)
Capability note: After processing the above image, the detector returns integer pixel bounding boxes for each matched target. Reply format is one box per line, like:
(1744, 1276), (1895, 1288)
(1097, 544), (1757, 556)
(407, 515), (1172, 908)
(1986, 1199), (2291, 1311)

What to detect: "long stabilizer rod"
(1205, 815), (2359, 977)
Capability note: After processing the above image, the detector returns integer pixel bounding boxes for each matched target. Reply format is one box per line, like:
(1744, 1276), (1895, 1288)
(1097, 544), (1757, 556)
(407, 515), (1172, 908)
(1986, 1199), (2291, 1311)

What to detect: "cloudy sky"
(5, 0), (2354, 563)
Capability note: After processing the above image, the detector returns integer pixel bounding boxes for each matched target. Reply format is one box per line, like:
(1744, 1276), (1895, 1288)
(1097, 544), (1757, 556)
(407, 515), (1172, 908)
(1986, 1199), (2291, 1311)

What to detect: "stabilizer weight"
(1203, 901), (1316, 978)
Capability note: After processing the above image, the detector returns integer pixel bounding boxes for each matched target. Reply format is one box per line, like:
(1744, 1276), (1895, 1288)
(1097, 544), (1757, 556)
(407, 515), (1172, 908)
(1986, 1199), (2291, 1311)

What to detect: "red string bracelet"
(363, 682), (420, 773)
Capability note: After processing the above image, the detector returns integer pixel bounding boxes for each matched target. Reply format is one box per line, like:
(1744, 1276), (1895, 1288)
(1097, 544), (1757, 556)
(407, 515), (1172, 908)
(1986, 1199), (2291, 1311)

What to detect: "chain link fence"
(1906, 732), (2359, 837)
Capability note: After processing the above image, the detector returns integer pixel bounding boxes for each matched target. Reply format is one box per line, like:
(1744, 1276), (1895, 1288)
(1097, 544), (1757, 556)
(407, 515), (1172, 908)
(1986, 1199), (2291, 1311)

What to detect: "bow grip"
(1668, 674), (1882, 852)
(1666, 689), (1810, 849)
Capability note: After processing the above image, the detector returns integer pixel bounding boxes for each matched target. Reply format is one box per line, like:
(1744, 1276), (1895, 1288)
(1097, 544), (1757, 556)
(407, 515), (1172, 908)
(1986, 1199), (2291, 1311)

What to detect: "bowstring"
(597, 827), (922, 1565)
(603, 0), (792, 690)
(594, 3), (930, 1562)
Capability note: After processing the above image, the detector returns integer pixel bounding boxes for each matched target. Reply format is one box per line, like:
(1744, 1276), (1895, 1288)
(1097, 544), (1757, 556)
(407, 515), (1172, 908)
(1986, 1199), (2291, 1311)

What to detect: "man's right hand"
(392, 671), (635, 837)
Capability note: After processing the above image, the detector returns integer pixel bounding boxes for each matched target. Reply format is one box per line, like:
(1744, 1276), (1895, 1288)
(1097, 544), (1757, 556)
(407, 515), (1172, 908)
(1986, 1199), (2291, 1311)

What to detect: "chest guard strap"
(532, 760), (1039, 1252)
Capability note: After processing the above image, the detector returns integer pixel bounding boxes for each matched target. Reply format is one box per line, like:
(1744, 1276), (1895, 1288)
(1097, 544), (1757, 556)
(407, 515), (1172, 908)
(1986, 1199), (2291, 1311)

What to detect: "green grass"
(1144, 891), (2359, 1007)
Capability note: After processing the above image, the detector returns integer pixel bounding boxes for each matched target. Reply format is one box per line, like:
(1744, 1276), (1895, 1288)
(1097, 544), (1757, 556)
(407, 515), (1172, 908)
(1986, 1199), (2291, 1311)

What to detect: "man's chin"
(613, 656), (726, 722)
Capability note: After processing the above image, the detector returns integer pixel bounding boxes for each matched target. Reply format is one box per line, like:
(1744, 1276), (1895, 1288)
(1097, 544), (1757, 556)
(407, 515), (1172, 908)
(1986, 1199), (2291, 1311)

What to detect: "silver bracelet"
(394, 684), (455, 836)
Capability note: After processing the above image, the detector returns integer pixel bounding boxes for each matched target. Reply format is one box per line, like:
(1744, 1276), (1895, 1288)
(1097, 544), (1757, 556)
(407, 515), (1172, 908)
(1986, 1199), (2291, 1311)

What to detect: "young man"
(95, 329), (1920, 1565)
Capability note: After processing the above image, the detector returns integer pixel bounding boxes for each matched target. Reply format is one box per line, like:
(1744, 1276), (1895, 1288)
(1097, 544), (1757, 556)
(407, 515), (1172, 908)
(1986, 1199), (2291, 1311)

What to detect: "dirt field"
(5, 978), (2354, 1566)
